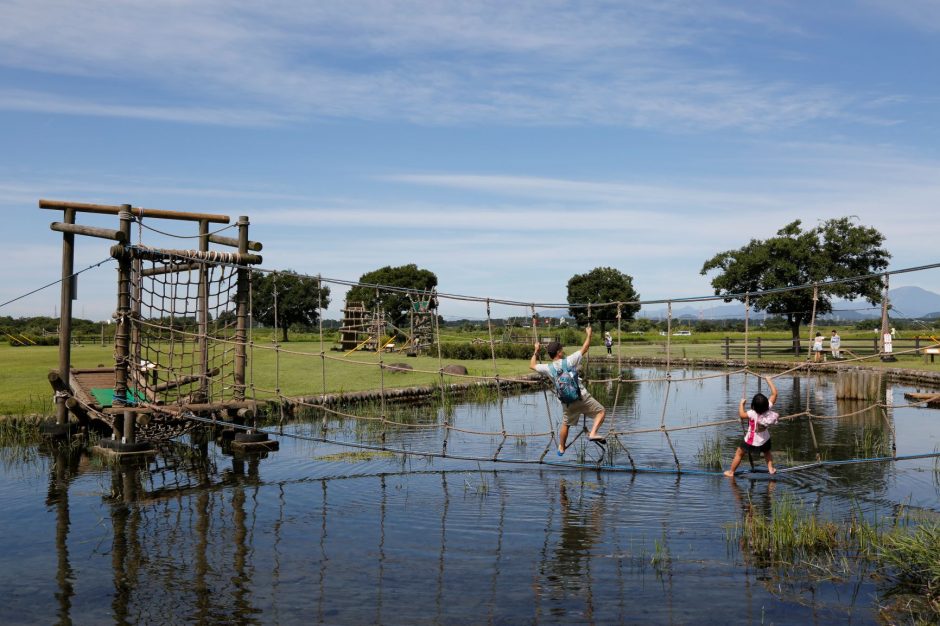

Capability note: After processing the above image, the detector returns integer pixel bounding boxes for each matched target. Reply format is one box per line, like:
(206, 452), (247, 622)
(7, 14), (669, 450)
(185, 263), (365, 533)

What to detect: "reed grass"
(695, 433), (723, 470)
(853, 425), (892, 458)
(732, 494), (840, 563)
(0, 418), (41, 447)
(728, 496), (940, 622)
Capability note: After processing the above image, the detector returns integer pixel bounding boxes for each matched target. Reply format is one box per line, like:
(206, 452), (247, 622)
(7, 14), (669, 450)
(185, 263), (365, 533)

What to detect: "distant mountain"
(637, 286), (940, 321)
(885, 286), (940, 319)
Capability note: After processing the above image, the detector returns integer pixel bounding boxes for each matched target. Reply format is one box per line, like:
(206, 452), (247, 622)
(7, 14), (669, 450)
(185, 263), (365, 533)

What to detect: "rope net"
(129, 248), (241, 407)
(109, 244), (940, 475)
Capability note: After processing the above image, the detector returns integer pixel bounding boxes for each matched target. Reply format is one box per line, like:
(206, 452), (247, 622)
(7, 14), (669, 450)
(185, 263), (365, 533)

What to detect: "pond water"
(2, 367), (938, 624)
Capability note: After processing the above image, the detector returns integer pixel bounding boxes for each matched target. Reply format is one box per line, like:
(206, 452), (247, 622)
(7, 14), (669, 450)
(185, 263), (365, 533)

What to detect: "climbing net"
(127, 246), (243, 407)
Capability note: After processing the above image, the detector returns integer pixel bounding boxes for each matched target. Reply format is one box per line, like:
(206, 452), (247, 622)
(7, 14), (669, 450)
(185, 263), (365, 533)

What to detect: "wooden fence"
(721, 336), (931, 360)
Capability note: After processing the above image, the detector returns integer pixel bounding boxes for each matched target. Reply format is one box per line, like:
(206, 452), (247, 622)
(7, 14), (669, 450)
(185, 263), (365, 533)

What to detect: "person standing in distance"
(530, 327), (607, 455)
(830, 329), (841, 360)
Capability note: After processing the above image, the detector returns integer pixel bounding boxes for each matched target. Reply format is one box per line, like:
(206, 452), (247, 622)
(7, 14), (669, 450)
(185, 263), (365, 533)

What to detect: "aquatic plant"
(727, 496), (940, 622)
(0, 418), (41, 447)
(853, 426), (892, 459)
(733, 494), (840, 563)
(695, 433), (723, 470)
(649, 530), (673, 581)
(463, 463), (489, 496)
(867, 521), (940, 621)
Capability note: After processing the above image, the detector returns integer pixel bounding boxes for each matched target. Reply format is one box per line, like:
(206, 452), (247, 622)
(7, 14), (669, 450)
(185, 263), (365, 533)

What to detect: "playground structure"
(406, 290), (436, 355)
(338, 289), (438, 356)
(338, 301), (390, 354)
(40, 199), (272, 455)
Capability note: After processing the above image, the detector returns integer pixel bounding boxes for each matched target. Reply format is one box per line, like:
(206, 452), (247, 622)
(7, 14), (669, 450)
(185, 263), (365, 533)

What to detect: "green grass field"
(2, 330), (938, 417)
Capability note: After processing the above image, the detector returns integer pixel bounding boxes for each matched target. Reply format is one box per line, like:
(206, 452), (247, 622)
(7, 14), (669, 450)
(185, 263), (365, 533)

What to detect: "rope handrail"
(178, 411), (940, 476)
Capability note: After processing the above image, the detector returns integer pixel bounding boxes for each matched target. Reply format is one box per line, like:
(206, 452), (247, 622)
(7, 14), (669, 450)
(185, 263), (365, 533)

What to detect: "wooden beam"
(50, 222), (126, 242)
(39, 199), (230, 224)
(208, 233), (263, 251)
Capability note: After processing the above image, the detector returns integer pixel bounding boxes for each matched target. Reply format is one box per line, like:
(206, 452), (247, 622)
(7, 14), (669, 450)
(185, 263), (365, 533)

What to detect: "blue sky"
(2, 1), (939, 322)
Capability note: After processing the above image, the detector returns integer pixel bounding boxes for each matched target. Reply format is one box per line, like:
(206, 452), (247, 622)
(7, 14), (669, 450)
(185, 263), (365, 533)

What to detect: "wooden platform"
(69, 367), (115, 410)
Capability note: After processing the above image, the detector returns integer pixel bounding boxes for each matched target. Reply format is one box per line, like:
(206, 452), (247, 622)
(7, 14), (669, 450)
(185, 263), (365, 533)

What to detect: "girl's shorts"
(742, 439), (772, 453)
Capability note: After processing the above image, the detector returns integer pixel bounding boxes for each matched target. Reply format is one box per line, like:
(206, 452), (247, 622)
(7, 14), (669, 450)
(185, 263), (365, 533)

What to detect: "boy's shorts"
(742, 439), (772, 453)
(561, 392), (605, 426)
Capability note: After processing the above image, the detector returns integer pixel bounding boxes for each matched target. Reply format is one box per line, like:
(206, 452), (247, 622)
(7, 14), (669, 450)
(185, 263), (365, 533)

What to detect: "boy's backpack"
(548, 359), (582, 405)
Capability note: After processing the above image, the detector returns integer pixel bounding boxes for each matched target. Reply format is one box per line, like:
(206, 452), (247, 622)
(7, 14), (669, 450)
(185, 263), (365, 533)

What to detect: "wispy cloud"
(0, 1), (900, 130)
(0, 89), (293, 127)
(861, 0), (940, 33)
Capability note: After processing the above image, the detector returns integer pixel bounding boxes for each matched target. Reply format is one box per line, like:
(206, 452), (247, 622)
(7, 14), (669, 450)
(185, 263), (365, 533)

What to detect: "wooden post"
(234, 216), (249, 401)
(123, 410), (135, 444)
(130, 232), (141, 384)
(56, 208), (76, 425)
(198, 219), (210, 402)
(723, 336), (730, 360)
(113, 206), (132, 413)
(756, 336), (762, 360)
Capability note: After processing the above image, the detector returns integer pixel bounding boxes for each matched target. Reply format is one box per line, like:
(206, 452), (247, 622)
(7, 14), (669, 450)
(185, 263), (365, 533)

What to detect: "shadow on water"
(5, 366), (940, 624)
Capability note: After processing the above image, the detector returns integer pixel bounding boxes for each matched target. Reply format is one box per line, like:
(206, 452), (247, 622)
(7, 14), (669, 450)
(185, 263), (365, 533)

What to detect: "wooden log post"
(112, 206), (133, 422)
(234, 216), (249, 401)
(56, 208), (76, 425)
(198, 219), (210, 402)
(836, 370), (884, 401)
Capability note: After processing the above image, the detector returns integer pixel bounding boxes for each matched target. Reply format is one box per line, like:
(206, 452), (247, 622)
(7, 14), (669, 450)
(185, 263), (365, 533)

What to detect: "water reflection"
(42, 443), (81, 626)
(15, 367), (940, 624)
(544, 479), (603, 619)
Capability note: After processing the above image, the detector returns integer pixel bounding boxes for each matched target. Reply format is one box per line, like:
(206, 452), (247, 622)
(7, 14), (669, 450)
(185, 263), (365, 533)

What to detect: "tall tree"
(251, 270), (330, 342)
(346, 264), (438, 329)
(700, 217), (890, 346)
(566, 267), (641, 333)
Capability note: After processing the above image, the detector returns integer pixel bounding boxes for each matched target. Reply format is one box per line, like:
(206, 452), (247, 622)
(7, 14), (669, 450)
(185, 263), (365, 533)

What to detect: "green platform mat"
(90, 388), (146, 408)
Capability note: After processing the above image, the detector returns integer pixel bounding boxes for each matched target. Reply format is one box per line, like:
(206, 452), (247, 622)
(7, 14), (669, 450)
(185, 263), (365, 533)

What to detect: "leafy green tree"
(700, 218), (890, 347)
(251, 270), (330, 342)
(566, 267), (641, 333)
(346, 264), (438, 329)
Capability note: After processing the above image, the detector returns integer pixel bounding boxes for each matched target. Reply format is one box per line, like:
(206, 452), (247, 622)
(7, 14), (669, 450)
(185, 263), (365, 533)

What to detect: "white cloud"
(0, 1), (898, 130)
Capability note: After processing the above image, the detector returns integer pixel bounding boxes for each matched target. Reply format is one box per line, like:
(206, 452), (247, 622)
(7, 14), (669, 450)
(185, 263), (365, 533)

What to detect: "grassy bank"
(0, 341), (537, 417)
(4, 330), (940, 417)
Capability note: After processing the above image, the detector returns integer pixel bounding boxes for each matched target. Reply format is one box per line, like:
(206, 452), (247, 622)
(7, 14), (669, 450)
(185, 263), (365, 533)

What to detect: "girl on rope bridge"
(530, 326), (607, 456)
(724, 376), (779, 477)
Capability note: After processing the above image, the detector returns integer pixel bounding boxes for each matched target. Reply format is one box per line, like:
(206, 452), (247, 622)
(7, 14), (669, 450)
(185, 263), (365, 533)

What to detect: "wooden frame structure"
(41, 199), (263, 449)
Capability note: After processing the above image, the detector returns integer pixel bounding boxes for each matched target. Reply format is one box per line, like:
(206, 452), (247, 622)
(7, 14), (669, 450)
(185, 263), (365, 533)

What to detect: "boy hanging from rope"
(531, 326), (607, 456)
(724, 376), (779, 477)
